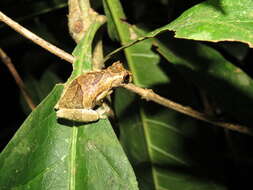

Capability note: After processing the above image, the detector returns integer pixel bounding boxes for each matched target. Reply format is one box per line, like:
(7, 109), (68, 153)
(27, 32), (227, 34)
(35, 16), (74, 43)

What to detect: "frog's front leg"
(56, 108), (100, 122)
(95, 102), (112, 119)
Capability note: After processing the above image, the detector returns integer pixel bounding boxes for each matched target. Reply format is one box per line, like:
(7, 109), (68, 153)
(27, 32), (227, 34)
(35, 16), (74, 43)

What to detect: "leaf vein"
(150, 144), (189, 166)
(145, 119), (185, 136)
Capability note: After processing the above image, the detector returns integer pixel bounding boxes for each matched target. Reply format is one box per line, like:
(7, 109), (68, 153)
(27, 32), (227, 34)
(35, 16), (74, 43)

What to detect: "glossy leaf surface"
(165, 0), (253, 47)
(0, 85), (138, 190)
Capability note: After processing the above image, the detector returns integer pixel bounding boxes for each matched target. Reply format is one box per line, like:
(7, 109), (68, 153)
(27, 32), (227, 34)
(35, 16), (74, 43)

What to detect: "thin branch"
(0, 48), (36, 110)
(121, 83), (253, 136)
(0, 11), (74, 63)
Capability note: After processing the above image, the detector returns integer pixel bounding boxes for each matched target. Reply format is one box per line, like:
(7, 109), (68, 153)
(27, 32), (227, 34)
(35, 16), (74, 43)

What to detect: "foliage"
(0, 0), (253, 189)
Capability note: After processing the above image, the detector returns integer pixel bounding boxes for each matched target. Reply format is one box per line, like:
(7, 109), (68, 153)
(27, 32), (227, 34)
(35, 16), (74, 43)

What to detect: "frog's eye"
(123, 74), (131, 83)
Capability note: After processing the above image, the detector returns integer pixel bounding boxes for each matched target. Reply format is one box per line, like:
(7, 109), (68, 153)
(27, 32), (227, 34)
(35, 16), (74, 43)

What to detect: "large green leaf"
(0, 12), (138, 190)
(0, 85), (138, 189)
(166, 0), (253, 47)
(104, 0), (227, 189)
(155, 37), (253, 124)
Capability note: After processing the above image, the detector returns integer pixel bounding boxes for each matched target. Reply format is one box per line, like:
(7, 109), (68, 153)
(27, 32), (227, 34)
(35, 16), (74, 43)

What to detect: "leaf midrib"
(70, 126), (78, 190)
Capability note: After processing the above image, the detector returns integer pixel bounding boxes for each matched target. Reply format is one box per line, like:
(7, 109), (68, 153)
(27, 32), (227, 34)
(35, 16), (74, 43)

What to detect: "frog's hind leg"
(56, 108), (100, 122)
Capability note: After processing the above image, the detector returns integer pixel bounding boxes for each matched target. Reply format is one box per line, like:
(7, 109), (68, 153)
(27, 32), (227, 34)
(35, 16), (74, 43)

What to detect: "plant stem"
(121, 83), (253, 136)
(0, 11), (74, 63)
(0, 48), (36, 110)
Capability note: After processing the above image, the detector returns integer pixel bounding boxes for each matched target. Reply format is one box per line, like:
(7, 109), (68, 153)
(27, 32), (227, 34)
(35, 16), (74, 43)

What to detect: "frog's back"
(57, 79), (84, 109)
(77, 71), (107, 108)
(57, 68), (117, 110)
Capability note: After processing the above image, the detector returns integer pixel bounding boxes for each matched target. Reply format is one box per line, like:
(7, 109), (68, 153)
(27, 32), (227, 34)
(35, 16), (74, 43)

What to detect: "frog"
(54, 61), (132, 122)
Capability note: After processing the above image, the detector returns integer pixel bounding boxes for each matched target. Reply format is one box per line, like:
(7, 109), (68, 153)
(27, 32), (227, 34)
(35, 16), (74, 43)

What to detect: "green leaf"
(166, 0), (253, 47)
(0, 11), (138, 190)
(105, 0), (227, 189)
(103, 0), (135, 44)
(102, 0), (120, 41)
(0, 85), (138, 190)
(156, 37), (253, 124)
(71, 21), (102, 77)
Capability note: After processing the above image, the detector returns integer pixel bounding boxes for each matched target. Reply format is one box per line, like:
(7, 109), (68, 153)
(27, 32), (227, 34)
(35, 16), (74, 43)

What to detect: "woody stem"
(121, 83), (253, 136)
(0, 11), (74, 63)
(0, 48), (36, 110)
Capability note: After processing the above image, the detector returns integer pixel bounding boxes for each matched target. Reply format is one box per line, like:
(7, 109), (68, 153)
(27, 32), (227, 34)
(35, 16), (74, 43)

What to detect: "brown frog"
(55, 61), (131, 122)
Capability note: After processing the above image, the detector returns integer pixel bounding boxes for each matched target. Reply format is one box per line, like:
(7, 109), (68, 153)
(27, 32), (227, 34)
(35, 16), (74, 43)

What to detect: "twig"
(0, 11), (251, 135)
(0, 11), (74, 63)
(0, 48), (36, 110)
(121, 83), (253, 136)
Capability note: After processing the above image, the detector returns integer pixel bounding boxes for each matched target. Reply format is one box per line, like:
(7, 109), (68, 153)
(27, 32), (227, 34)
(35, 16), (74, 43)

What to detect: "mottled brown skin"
(55, 61), (131, 122)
